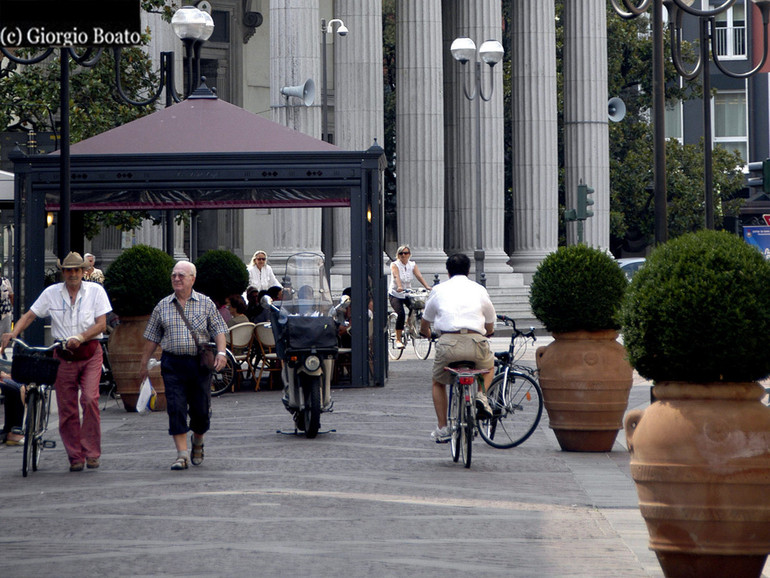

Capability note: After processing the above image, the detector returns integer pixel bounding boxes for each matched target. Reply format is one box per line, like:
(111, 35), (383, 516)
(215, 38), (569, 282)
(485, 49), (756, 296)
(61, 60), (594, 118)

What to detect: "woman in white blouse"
(389, 244), (431, 348)
(247, 250), (283, 292)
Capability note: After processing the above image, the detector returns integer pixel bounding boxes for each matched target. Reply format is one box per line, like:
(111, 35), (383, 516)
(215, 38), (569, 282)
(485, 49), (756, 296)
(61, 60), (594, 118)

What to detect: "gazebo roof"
(67, 92), (339, 155)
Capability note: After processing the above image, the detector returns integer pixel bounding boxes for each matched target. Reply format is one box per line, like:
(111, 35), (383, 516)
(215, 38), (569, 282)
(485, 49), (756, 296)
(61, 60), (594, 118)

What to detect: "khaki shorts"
(432, 333), (494, 385)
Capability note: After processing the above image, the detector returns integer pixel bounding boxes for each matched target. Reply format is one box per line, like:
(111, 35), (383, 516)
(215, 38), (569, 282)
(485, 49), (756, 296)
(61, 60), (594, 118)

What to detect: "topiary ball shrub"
(621, 230), (770, 383)
(194, 249), (249, 306)
(104, 245), (175, 317)
(530, 244), (628, 334)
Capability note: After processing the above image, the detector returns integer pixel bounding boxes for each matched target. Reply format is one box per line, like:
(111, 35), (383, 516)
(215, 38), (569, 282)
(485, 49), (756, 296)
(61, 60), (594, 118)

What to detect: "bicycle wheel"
(449, 384), (461, 463)
(22, 387), (39, 478)
(32, 390), (52, 472)
(210, 350), (236, 397)
(478, 371), (543, 449)
(461, 401), (473, 468)
(387, 314), (403, 360)
(412, 334), (432, 360)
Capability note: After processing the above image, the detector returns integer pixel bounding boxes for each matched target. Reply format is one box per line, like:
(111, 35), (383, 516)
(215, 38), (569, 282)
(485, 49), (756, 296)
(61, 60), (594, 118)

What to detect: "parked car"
(616, 257), (646, 280)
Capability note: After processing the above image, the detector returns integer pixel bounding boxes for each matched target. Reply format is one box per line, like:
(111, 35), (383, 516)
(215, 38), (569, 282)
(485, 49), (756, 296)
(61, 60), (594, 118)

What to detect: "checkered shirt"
(143, 290), (228, 356)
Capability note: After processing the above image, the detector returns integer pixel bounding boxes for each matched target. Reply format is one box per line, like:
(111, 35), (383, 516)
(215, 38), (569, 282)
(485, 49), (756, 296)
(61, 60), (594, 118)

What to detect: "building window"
(710, 0), (746, 59)
(665, 100), (683, 141)
(713, 89), (748, 164)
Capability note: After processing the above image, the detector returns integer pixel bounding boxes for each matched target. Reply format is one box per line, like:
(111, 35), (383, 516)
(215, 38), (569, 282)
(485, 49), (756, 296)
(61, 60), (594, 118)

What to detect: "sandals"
(191, 435), (204, 466)
(170, 456), (189, 470)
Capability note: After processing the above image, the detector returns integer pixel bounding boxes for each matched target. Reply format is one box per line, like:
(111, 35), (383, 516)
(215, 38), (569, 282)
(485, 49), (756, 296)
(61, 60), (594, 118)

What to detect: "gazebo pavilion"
(11, 88), (387, 387)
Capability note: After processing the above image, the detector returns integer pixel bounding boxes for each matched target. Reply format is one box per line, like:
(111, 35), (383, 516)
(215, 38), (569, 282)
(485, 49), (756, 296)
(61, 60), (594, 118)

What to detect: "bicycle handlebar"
(12, 338), (65, 352)
(496, 315), (536, 341)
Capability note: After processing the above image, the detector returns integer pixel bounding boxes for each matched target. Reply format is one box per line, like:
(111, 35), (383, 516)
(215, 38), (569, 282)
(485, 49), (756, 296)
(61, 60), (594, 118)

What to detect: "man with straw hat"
(0, 252), (112, 472)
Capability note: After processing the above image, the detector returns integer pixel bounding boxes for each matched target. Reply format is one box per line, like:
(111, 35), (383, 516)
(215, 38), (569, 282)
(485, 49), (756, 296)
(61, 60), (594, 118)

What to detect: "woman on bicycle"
(389, 244), (431, 349)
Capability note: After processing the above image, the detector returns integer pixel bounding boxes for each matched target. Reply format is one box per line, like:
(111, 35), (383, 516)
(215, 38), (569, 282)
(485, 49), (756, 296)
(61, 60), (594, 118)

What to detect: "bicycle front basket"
(11, 351), (60, 385)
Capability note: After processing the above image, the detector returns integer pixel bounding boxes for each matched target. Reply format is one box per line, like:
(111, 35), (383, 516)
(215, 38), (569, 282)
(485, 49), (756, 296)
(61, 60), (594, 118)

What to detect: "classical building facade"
(85, 0), (611, 320)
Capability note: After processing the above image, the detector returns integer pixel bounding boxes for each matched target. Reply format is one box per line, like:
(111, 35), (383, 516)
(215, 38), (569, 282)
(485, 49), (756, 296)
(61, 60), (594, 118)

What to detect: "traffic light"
(747, 159), (770, 193)
(577, 184), (594, 220)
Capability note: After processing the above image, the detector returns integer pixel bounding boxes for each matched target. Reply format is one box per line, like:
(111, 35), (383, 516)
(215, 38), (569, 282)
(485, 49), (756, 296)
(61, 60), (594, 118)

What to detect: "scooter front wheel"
(303, 375), (322, 438)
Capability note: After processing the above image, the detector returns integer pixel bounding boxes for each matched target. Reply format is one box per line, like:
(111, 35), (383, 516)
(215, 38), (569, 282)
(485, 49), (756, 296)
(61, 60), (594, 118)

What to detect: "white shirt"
(30, 281), (112, 340)
(389, 259), (416, 298)
(422, 275), (496, 335)
(247, 263), (282, 291)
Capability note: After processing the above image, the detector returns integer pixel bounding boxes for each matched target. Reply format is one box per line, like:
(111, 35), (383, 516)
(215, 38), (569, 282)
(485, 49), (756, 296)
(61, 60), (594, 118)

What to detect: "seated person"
(0, 371), (24, 445)
(245, 286), (262, 321)
(225, 294), (249, 327)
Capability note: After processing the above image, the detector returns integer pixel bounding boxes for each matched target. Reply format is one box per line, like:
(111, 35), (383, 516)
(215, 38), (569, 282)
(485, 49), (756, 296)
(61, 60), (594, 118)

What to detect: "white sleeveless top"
(389, 260), (416, 298)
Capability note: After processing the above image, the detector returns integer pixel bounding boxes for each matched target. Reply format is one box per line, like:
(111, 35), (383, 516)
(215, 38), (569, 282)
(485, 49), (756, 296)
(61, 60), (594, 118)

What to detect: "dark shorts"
(161, 352), (212, 436)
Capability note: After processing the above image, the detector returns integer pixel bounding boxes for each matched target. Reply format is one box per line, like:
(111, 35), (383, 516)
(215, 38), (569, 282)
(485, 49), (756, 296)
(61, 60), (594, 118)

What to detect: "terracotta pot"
(625, 382), (770, 578)
(536, 330), (632, 452)
(108, 316), (165, 412)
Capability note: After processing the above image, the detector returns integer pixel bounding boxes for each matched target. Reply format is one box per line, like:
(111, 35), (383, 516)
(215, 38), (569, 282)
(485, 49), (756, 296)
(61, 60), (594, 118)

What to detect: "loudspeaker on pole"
(280, 79), (316, 107)
(608, 97), (626, 122)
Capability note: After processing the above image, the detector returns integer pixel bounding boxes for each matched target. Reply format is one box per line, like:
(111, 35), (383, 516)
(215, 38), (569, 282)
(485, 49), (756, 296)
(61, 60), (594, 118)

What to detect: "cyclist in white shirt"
(420, 253), (495, 443)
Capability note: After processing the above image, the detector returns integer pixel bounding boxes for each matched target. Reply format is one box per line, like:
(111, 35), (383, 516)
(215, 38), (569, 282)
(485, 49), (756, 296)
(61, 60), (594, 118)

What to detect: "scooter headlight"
(304, 355), (321, 372)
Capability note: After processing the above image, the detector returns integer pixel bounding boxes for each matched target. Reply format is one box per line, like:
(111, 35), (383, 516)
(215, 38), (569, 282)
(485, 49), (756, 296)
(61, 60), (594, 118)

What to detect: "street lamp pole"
(450, 37), (504, 285)
(321, 18), (348, 143)
(0, 5), (214, 258)
(665, 0), (770, 230)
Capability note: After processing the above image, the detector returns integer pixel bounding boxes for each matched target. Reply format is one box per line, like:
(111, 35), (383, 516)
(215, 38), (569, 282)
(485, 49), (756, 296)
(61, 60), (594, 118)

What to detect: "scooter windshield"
(278, 252), (333, 317)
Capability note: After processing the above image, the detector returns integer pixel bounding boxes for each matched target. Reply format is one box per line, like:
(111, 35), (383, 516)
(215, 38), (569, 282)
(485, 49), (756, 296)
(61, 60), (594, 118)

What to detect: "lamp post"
(0, 5), (214, 256)
(450, 37), (504, 285)
(664, 0), (770, 229)
(612, 0), (770, 236)
(320, 18), (348, 143)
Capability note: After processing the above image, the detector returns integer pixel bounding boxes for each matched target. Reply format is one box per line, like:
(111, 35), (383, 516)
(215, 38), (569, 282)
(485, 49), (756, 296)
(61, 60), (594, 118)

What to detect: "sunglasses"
(256, 257), (266, 261)
(398, 251), (410, 256)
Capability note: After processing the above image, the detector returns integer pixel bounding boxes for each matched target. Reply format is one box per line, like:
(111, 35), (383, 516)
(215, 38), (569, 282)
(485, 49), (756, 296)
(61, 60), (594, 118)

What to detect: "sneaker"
(475, 393), (493, 420)
(395, 340), (405, 349)
(69, 462), (85, 472)
(86, 457), (100, 469)
(430, 426), (451, 443)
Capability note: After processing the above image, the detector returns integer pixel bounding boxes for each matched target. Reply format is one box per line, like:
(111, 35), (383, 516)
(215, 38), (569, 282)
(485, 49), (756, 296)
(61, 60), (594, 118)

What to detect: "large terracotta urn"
(109, 316), (165, 412)
(536, 330), (633, 452)
(625, 382), (770, 578)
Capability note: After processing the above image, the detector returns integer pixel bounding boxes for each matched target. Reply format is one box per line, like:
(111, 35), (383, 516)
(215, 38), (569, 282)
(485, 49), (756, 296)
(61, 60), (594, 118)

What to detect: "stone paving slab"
(0, 344), (766, 577)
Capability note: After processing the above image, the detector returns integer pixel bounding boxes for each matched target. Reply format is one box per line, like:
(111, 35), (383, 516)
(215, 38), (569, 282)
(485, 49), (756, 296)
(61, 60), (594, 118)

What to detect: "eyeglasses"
(256, 257), (266, 261)
(398, 251), (410, 256)
(170, 273), (188, 279)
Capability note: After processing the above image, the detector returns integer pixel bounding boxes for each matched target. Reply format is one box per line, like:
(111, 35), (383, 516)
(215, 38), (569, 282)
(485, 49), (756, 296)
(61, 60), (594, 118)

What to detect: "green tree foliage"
(103, 244), (175, 317)
(0, 0), (173, 239)
(193, 250), (249, 306)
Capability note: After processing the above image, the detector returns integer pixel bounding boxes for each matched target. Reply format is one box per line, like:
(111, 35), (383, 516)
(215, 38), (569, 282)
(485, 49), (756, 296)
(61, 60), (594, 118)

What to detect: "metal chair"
(227, 322), (256, 391)
(252, 322), (282, 391)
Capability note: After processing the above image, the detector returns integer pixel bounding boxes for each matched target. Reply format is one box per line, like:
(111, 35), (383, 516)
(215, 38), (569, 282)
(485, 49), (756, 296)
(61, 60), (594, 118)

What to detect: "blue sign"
(743, 226), (770, 260)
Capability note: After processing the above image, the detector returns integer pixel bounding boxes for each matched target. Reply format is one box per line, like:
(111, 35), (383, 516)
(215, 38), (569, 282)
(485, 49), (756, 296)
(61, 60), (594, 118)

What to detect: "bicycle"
(10, 338), (64, 477)
(476, 315), (543, 449)
(388, 289), (433, 360)
(210, 345), (238, 397)
(445, 363), (490, 468)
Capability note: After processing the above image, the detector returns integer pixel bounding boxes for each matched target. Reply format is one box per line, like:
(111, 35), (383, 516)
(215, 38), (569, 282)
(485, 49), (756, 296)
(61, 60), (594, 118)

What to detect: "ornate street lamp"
(1, 5), (215, 256)
(612, 0), (770, 235)
(450, 37), (504, 285)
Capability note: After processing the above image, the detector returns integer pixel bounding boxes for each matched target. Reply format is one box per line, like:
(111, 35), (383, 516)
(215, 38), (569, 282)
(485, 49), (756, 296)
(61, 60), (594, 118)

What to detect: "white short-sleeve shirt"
(30, 281), (112, 341)
(422, 275), (496, 335)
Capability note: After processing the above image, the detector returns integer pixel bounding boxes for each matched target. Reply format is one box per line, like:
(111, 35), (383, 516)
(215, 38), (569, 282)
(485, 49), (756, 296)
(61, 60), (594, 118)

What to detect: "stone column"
(509, 0), (559, 278)
(395, 0), (446, 278)
(563, 0), (610, 249)
(330, 0), (384, 290)
(270, 0), (322, 270)
(444, 0), (510, 286)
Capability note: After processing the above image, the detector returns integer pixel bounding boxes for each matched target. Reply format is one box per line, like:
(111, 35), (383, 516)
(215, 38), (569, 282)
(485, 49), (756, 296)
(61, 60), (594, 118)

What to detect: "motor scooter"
(262, 252), (349, 438)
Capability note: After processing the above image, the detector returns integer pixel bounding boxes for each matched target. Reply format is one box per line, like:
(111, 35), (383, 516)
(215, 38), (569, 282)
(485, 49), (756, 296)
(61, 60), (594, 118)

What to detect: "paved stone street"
(0, 338), (766, 577)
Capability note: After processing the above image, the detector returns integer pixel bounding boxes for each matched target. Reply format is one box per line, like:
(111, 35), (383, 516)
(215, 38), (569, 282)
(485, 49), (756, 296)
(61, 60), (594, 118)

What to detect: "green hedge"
(529, 244), (627, 333)
(621, 230), (770, 383)
(193, 249), (249, 305)
(104, 245), (175, 317)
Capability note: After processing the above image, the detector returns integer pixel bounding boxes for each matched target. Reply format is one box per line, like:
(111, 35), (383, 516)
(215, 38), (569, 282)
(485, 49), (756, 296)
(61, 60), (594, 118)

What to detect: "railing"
(714, 24), (746, 58)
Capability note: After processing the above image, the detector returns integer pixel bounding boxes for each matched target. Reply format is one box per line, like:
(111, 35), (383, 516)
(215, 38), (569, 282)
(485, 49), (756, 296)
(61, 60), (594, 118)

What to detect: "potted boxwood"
(103, 245), (175, 412)
(621, 230), (770, 577)
(529, 244), (632, 451)
(193, 249), (249, 308)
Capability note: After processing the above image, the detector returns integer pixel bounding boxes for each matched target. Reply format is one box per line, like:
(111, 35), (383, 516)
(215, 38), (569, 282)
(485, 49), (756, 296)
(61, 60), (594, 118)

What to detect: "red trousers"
(54, 347), (103, 465)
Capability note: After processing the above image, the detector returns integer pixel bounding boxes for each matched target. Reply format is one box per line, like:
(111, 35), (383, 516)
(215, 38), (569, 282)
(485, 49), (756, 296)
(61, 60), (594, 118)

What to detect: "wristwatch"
(216, 351), (226, 357)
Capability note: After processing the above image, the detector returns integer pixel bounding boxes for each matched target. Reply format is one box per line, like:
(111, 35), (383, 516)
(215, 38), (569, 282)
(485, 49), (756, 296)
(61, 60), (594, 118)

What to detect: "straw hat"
(57, 252), (87, 270)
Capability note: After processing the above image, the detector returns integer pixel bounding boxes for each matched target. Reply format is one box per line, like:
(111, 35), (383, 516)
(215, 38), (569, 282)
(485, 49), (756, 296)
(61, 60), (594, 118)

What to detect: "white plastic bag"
(136, 377), (156, 414)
